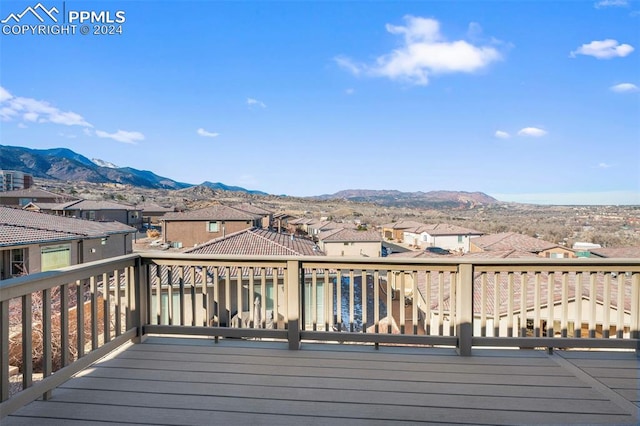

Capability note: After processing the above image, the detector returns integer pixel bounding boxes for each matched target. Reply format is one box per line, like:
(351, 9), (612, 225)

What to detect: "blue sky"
(1, 0), (639, 204)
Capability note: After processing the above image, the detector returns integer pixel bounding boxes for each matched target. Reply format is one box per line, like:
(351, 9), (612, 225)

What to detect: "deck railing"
(1, 253), (639, 417)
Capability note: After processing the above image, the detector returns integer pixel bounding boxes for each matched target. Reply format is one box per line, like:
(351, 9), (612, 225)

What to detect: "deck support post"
(632, 273), (640, 358)
(287, 260), (301, 350)
(456, 263), (473, 356)
(133, 258), (148, 343)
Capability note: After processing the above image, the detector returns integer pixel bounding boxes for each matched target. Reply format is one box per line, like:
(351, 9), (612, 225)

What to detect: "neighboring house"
(179, 228), (325, 328)
(272, 212), (296, 233)
(380, 220), (427, 242)
(410, 267), (633, 339)
(317, 228), (382, 257)
(402, 223), (484, 253)
(135, 202), (176, 225)
(45, 199), (144, 229)
(308, 221), (356, 240)
(288, 217), (315, 235)
(0, 188), (76, 207)
(469, 232), (575, 258)
(161, 205), (263, 248)
(587, 247), (640, 259)
(0, 206), (135, 279)
(0, 170), (33, 192)
(232, 203), (273, 230)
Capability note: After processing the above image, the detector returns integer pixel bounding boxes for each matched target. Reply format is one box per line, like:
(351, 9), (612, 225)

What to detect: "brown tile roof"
(0, 224), (83, 246)
(380, 220), (426, 230)
(471, 232), (558, 253)
(588, 247), (640, 259)
(415, 269), (633, 316)
(461, 250), (541, 259)
(162, 205), (261, 221)
(59, 199), (139, 211)
(318, 228), (382, 243)
(0, 188), (77, 200)
(405, 223), (484, 236)
(386, 250), (450, 259)
(184, 228), (324, 256)
(0, 206), (135, 247)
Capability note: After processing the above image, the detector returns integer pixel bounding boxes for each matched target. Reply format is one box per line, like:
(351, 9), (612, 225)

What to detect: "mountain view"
(0, 144), (495, 207)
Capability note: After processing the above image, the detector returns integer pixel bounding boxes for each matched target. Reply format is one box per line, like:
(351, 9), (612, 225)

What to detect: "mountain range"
(0, 144), (498, 207)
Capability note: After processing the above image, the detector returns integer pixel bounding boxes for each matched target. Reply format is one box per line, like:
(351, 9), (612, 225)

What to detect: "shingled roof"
(317, 228), (382, 243)
(471, 232), (558, 253)
(0, 206), (136, 247)
(184, 228), (324, 256)
(405, 223), (484, 236)
(162, 205), (262, 221)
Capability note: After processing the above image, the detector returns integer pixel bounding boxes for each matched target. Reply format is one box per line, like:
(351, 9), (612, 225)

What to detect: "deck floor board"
(4, 338), (639, 425)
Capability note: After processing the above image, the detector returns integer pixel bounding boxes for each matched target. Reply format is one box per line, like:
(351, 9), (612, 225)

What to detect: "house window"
(458, 235), (464, 243)
(41, 245), (71, 271)
(101, 238), (108, 245)
(207, 221), (220, 232)
(88, 211), (96, 220)
(11, 248), (26, 276)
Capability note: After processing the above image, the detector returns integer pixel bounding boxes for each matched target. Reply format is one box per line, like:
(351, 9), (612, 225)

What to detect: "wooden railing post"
(1, 300), (8, 402)
(456, 263), (473, 356)
(632, 272), (640, 357)
(133, 257), (148, 343)
(287, 260), (301, 350)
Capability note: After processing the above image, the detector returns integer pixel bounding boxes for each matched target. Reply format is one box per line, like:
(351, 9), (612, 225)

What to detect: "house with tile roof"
(134, 202), (176, 225)
(0, 188), (77, 208)
(587, 247), (640, 259)
(181, 228), (324, 328)
(272, 212), (297, 233)
(44, 199), (144, 229)
(0, 206), (135, 279)
(184, 228), (324, 257)
(231, 203), (273, 230)
(380, 220), (427, 242)
(402, 223), (484, 253)
(470, 232), (576, 258)
(161, 205), (264, 248)
(408, 267), (634, 340)
(317, 228), (383, 257)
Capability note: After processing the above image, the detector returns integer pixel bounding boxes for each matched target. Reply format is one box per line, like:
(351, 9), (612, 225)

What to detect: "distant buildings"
(0, 170), (33, 192)
(0, 206), (135, 279)
(161, 205), (264, 248)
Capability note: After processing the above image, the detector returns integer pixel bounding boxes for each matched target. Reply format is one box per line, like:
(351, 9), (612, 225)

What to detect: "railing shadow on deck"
(1, 252), (639, 417)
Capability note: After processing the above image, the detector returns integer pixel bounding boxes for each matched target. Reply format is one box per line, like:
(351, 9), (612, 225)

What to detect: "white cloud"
(196, 128), (219, 138)
(334, 56), (363, 76)
(247, 97), (266, 108)
(335, 16), (503, 86)
(610, 82), (639, 93)
(594, 0), (628, 8)
(23, 112), (39, 122)
(495, 130), (510, 139)
(345, 88), (355, 95)
(570, 39), (634, 59)
(596, 162), (613, 168)
(0, 86), (12, 102)
(95, 129), (144, 144)
(0, 85), (92, 126)
(518, 127), (547, 137)
(17, 123), (27, 129)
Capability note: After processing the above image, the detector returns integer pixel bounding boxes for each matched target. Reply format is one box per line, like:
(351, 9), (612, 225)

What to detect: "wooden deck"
(4, 337), (639, 425)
